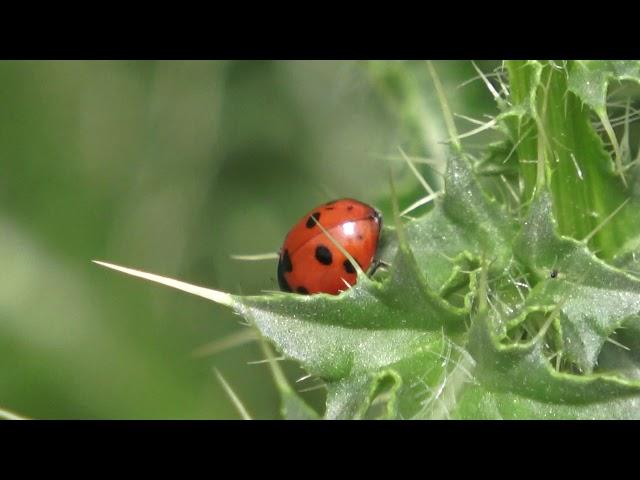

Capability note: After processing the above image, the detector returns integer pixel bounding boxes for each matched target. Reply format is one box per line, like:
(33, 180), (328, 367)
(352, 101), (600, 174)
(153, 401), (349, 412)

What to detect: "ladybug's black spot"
(315, 245), (333, 265)
(306, 212), (321, 228)
(281, 249), (293, 272)
(296, 286), (309, 294)
(347, 205), (353, 211)
(343, 259), (356, 274)
(277, 249), (293, 292)
(357, 234), (363, 240)
(325, 206), (334, 210)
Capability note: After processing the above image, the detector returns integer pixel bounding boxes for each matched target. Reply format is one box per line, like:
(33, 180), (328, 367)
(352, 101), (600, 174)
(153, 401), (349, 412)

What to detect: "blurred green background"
(0, 60), (497, 419)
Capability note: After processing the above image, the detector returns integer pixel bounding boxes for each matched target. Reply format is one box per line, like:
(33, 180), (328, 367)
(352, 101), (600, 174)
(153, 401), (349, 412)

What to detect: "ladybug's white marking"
(341, 221), (356, 237)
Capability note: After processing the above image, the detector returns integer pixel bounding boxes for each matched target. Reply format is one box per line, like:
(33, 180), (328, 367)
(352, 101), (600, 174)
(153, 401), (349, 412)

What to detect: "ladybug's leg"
(368, 259), (391, 277)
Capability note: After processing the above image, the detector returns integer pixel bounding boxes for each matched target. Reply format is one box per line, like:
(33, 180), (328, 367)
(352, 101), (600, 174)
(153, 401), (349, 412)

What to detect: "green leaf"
(238, 286), (454, 419)
(613, 249), (640, 279)
(380, 154), (515, 295)
(568, 61), (640, 115)
(597, 317), (640, 381)
(513, 194), (640, 373)
(453, 193), (640, 417)
(567, 61), (640, 190)
(258, 339), (319, 420)
(453, 384), (640, 420)
(468, 307), (640, 406)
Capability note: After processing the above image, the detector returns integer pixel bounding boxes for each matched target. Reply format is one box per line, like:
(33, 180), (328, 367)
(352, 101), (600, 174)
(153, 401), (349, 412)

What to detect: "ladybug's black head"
(369, 208), (383, 230)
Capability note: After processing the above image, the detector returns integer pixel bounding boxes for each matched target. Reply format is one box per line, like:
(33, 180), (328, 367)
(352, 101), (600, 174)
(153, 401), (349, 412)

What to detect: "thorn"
(454, 112), (493, 127)
(92, 260), (233, 306)
(598, 110), (627, 187)
(191, 329), (258, 358)
(399, 191), (442, 216)
(214, 368), (252, 420)
(297, 383), (327, 393)
(581, 198), (630, 244)
(451, 117), (498, 142)
(398, 146), (436, 195)
(500, 174), (520, 203)
(502, 124), (535, 164)
(247, 356), (286, 365)
(230, 253), (279, 261)
(0, 407), (26, 420)
(606, 337), (631, 351)
(426, 60), (461, 154)
(569, 153), (584, 180)
(296, 373), (313, 383)
(471, 60), (501, 102)
(456, 70), (502, 90)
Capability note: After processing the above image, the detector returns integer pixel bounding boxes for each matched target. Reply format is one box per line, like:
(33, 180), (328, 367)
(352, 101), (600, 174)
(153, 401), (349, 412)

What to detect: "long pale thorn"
(92, 260), (233, 307)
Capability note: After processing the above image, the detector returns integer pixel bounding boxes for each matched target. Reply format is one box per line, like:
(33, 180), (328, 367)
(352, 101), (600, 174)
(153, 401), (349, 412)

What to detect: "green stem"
(505, 61), (539, 203)
(506, 60), (632, 258)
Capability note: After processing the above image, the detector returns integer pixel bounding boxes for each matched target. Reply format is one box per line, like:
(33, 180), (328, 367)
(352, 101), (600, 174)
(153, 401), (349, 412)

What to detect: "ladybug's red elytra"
(277, 198), (382, 295)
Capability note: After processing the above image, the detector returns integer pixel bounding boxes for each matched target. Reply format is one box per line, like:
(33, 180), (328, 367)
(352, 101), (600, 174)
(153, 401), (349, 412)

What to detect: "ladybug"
(277, 198), (382, 295)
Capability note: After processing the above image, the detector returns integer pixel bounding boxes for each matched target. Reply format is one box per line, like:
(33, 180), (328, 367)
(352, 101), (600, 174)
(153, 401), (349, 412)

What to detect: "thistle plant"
(94, 60), (640, 419)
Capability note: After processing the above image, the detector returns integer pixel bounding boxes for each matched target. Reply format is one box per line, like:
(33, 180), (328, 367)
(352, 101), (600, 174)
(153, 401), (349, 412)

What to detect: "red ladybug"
(277, 198), (382, 295)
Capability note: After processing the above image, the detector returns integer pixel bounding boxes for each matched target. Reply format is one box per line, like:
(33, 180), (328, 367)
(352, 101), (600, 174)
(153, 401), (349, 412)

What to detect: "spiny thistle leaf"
(568, 61), (640, 116)
(259, 338), (319, 420)
(513, 194), (640, 374)
(378, 154), (514, 296)
(468, 305), (640, 406)
(453, 384), (640, 420)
